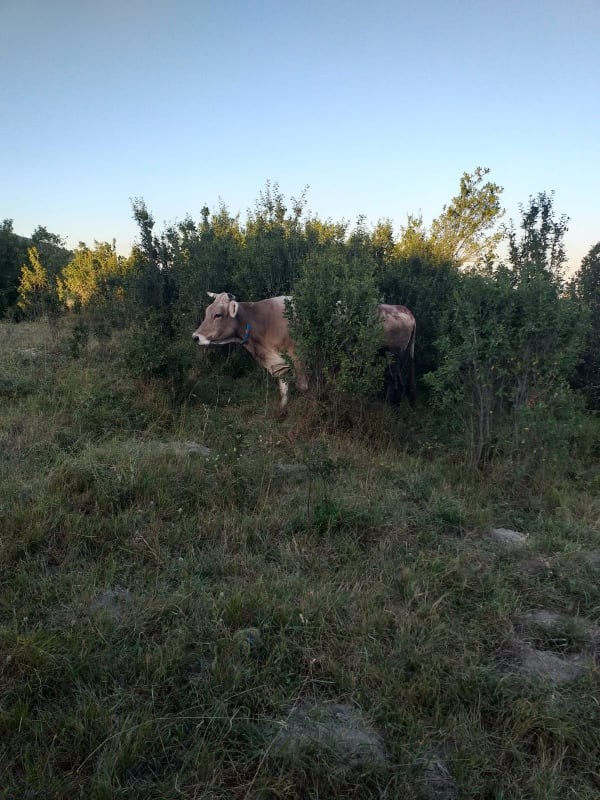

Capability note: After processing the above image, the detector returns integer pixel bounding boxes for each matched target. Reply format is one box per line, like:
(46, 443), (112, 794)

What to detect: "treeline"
(0, 223), (72, 316)
(2, 170), (599, 469)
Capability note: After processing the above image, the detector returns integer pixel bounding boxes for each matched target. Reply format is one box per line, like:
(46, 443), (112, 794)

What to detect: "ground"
(1, 319), (599, 799)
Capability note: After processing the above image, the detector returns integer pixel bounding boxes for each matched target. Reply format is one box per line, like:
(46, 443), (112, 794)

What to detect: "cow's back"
(245, 296), (295, 353)
(377, 304), (415, 352)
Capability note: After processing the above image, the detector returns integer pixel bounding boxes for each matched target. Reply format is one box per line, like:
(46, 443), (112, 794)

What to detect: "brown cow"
(192, 292), (415, 409)
(192, 292), (308, 408)
(378, 304), (416, 407)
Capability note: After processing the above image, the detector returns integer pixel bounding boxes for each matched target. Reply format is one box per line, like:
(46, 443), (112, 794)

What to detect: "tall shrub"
(572, 242), (600, 409)
(426, 193), (587, 468)
(234, 182), (308, 299)
(379, 255), (460, 378)
(288, 247), (383, 399)
(17, 247), (61, 320)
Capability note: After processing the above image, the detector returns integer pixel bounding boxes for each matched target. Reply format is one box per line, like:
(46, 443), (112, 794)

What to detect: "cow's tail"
(407, 319), (416, 408)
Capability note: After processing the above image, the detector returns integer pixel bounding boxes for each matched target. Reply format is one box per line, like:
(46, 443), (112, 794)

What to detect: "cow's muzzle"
(192, 333), (211, 345)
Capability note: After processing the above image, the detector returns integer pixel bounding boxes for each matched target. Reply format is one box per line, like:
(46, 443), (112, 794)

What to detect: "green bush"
(571, 242), (600, 409)
(425, 194), (587, 469)
(288, 247), (383, 399)
(124, 311), (194, 393)
(379, 255), (460, 379)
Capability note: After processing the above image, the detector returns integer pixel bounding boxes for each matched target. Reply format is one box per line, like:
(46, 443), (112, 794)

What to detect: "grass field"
(1, 319), (599, 799)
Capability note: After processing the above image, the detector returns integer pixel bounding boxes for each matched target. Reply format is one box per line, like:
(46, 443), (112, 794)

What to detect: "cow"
(192, 292), (308, 409)
(192, 292), (416, 409)
(378, 303), (417, 408)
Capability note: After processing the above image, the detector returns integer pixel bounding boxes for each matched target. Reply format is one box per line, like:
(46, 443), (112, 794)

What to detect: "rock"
(509, 642), (587, 684)
(413, 752), (458, 800)
(121, 440), (212, 458)
(179, 440), (212, 456)
(515, 608), (600, 641)
(272, 462), (308, 478)
(147, 440), (211, 457)
(499, 607), (600, 684)
(270, 702), (387, 769)
(20, 348), (40, 360)
(515, 556), (553, 577)
(90, 588), (133, 621)
(487, 527), (528, 551)
(586, 550), (600, 573)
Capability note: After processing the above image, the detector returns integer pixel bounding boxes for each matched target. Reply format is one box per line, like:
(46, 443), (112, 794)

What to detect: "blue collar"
(240, 323), (251, 345)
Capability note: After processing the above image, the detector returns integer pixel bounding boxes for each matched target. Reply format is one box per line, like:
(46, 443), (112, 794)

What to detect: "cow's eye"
(214, 313), (222, 319)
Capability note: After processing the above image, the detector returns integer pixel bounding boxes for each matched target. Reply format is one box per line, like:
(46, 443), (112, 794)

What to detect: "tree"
(379, 253), (460, 379)
(395, 167), (504, 267)
(426, 192), (586, 470)
(30, 226), (71, 277)
(506, 190), (569, 281)
(235, 181), (309, 298)
(0, 219), (27, 316)
(175, 202), (244, 307)
(17, 247), (60, 318)
(430, 167), (504, 265)
(371, 219), (396, 269)
(572, 242), (600, 408)
(127, 198), (176, 313)
(31, 226), (65, 249)
(58, 240), (124, 308)
(394, 213), (439, 263)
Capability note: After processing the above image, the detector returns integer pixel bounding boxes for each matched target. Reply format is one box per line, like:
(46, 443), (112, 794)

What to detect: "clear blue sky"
(2, 0), (599, 271)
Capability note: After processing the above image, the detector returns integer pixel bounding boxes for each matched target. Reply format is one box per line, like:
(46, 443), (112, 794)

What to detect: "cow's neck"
(240, 322), (251, 345)
(236, 304), (252, 346)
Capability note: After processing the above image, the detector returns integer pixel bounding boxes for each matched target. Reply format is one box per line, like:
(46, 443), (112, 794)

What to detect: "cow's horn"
(206, 291), (218, 298)
(227, 292), (236, 300)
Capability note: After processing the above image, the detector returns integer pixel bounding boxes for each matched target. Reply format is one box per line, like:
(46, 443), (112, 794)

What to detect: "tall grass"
(1, 319), (599, 799)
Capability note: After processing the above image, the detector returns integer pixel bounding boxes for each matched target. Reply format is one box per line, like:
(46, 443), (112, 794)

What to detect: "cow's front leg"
(265, 354), (291, 410)
(278, 379), (289, 409)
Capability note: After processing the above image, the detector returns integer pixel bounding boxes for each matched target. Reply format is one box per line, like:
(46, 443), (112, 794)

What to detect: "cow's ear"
(207, 291), (218, 298)
(228, 300), (239, 318)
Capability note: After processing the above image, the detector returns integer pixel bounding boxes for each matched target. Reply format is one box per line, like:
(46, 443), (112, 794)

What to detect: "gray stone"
(586, 550), (600, 572)
(270, 702), (387, 768)
(90, 588), (133, 621)
(510, 642), (587, 684)
(414, 753), (458, 800)
(488, 527), (528, 550)
(501, 607), (600, 684)
(147, 440), (211, 457)
(515, 608), (600, 641)
(233, 627), (262, 655)
(272, 462), (308, 478)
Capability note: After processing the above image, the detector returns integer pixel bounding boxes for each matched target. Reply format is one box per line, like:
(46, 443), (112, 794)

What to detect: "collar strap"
(240, 323), (251, 345)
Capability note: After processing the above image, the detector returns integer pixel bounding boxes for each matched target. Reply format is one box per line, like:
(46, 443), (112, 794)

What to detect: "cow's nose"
(192, 334), (200, 342)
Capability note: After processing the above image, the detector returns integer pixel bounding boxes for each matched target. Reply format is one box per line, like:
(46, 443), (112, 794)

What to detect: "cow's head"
(192, 292), (241, 345)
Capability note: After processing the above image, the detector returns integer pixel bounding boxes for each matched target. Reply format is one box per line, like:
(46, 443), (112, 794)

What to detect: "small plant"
(298, 439), (340, 521)
(68, 319), (90, 358)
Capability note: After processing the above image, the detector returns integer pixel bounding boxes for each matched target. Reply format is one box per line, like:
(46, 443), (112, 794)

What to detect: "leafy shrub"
(124, 311), (194, 393)
(68, 320), (90, 358)
(379, 255), (460, 378)
(426, 194), (587, 469)
(571, 242), (600, 409)
(288, 247), (383, 399)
